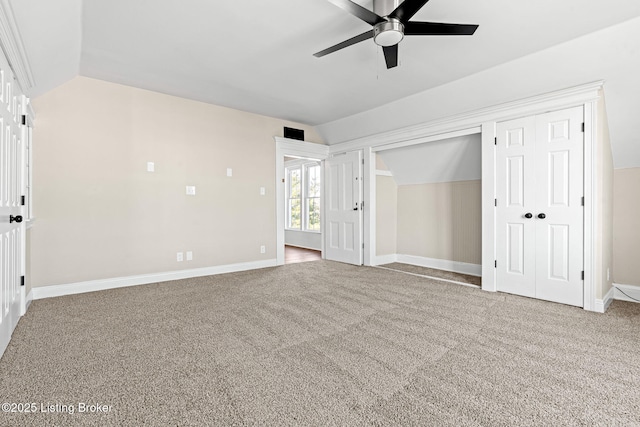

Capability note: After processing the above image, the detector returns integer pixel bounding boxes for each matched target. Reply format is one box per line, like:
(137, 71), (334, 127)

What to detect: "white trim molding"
(373, 254), (398, 266)
(613, 283), (640, 304)
(594, 286), (615, 313)
(396, 254), (482, 277)
(0, 0), (35, 93)
(32, 259), (277, 300)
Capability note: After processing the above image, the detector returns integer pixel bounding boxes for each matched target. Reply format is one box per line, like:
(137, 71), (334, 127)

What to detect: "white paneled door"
(324, 151), (363, 265)
(0, 53), (25, 357)
(496, 106), (584, 307)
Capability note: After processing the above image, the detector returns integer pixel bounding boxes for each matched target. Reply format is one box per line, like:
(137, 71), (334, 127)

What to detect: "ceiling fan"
(314, 0), (478, 69)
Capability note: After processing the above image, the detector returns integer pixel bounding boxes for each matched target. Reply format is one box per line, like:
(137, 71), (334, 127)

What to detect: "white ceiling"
(8, 0), (640, 166)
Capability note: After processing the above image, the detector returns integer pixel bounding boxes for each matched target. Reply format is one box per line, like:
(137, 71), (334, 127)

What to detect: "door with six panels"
(0, 54), (25, 357)
(496, 106), (584, 307)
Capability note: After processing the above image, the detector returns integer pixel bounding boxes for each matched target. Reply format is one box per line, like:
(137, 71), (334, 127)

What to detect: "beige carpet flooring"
(1, 260), (639, 426)
(380, 262), (482, 287)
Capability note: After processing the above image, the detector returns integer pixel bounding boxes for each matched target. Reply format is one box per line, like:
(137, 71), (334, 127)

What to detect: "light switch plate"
(186, 186), (196, 195)
(147, 162), (155, 172)
(227, 168), (233, 177)
(186, 251), (193, 261)
(260, 187), (265, 196)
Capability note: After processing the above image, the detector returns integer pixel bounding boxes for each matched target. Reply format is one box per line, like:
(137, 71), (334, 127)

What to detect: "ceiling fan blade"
(405, 22), (479, 35)
(388, 0), (431, 23)
(382, 45), (398, 69)
(328, 0), (385, 26)
(313, 30), (375, 58)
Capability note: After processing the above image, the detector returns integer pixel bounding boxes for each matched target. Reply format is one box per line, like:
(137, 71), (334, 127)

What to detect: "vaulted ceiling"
(8, 0), (640, 166)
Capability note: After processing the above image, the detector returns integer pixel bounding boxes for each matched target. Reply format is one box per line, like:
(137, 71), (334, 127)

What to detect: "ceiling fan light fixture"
(374, 19), (404, 47)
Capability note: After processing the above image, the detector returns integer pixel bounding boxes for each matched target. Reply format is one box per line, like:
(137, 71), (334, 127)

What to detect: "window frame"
(285, 159), (321, 233)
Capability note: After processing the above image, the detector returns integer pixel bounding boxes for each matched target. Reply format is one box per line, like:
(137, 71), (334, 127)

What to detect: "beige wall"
(595, 92), (614, 299)
(30, 76), (323, 288)
(376, 175), (397, 256)
(396, 180), (482, 265)
(613, 167), (640, 286)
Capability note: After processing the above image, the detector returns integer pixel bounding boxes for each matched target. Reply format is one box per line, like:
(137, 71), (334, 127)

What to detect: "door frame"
(275, 137), (329, 266)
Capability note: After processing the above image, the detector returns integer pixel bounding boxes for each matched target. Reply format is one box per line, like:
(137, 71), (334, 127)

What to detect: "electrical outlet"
(186, 251), (193, 261)
(186, 186), (196, 196)
(227, 168), (233, 177)
(177, 252), (183, 262)
(260, 245), (266, 254)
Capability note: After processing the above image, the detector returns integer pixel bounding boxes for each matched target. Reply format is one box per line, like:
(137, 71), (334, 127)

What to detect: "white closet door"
(534, 107), (584, 306)
(0, 55), (25, 358)
(496, 116), (537, 298)
(324, 151), (363, 265)
(495, 106), (584, 307)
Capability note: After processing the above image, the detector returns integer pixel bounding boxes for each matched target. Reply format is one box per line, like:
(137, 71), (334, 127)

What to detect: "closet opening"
(373, 132), (482, 287)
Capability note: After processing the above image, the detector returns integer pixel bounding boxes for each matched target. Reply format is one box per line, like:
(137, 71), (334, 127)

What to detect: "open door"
(324, 151), (363, 265)
(0, 53), (26, 358)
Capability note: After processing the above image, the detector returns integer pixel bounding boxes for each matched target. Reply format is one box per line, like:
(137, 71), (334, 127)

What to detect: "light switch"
(186, 186), (196, 195)
(186, 251), (193, 261)
(147, 162), (155, 172)
(227, 168), (233, 177)
(260, 187), (265, 196)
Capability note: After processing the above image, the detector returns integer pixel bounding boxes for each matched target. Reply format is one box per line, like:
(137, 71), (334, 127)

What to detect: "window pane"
(289, 169), (301, 198)
(288, 199), (301, 229)
(306, 198), (320, 231)
(307, 165), (320, 198)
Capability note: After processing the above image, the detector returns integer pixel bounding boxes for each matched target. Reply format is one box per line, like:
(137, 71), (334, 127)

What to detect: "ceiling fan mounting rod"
(373, 0), (402, 16)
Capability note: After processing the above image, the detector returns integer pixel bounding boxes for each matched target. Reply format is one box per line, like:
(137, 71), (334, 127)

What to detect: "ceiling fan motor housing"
(374, 19), (405, 46)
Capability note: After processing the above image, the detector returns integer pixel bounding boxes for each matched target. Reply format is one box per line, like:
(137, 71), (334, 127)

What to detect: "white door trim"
(274, 137), (329, 266)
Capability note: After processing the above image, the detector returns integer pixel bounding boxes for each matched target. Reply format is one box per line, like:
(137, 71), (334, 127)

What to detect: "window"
(287, 167), (301, 229)
(286, 161), (321, 232)
(305, 164), (321, 231)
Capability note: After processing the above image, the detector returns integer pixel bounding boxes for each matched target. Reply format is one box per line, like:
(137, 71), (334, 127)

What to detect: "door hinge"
(581, 122), (585, 132)
(494, 137), (497, 145)
(581, 196), (584, 206)
(495, 198), (497, 207)
(495, 260), (497, 268)
(21, 276), (25, 286)
(21, 195), (25, 206)
(581, 271), (584, 280)
(362, 158), (364, 165)
(361, 201), (364, 210)
(362, 243), (365, 249)
(21, 115), (26, 126)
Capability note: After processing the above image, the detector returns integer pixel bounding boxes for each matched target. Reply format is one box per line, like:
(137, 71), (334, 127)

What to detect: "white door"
(324, 151), (363, 265)
(496, 106), (584, 307)
(0, 55), (25, 357)
(496, 116), (537, 298)
(534, 108), (584, 306)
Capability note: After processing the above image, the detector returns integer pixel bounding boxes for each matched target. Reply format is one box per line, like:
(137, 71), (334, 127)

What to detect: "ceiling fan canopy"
(314, 0), (479, 69)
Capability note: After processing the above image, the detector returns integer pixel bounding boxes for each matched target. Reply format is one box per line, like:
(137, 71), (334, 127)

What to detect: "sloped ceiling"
(377, 134), (481, 184)
(7, 0), (640, 168)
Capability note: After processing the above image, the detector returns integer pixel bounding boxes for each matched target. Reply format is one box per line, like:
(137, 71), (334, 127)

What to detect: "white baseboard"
(613, 283), (640, 304)
(32, 259), (278, 300)
(373, 254), (398, 266)
(396, 254), (482, 277)
(594, 285), (615, 313)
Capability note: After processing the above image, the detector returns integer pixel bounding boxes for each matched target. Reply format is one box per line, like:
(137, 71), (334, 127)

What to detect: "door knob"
(537, 213), (546, 219)
(10, 215), (23, 223)
(524, 213), (533, 219)
(353, 202), (358, 211)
